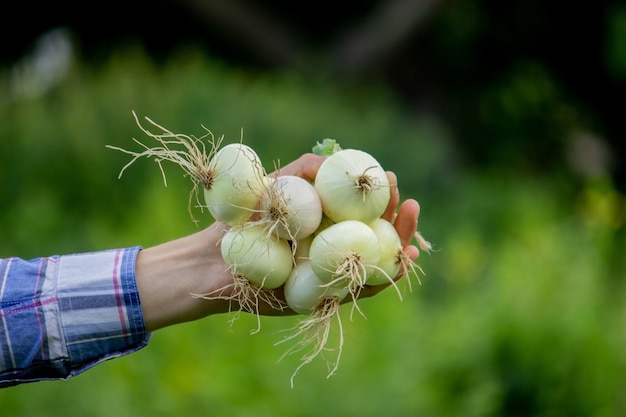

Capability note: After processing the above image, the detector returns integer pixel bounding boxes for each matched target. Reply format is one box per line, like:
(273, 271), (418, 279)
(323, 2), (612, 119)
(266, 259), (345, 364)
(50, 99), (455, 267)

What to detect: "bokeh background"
(1, 1), (625, 416)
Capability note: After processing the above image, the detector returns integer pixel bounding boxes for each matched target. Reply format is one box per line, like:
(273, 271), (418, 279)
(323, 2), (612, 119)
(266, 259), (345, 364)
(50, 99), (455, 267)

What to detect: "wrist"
(135, 223), (232, 331)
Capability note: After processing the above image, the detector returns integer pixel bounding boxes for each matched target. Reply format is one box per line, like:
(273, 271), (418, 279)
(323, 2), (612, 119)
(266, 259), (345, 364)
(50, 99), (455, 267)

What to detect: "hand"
(135, 153), (425, 331)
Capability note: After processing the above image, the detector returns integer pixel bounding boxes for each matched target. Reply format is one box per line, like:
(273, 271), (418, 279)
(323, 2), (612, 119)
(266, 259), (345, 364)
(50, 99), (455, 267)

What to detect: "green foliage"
(1, 48), (625, 417)
(606, 3), (626, 82)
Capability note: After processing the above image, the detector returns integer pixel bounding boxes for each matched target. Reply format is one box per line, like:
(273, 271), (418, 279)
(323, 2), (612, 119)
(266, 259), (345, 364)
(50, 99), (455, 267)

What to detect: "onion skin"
(309, 220), (381, 287)
(220, 224), (293, 289)
(284, 261), (349, 315)
(204, 143), (266, 226)
(314, 149), (390, 224)
(259, 175), (323, 240)
(367, 218), (403, 285)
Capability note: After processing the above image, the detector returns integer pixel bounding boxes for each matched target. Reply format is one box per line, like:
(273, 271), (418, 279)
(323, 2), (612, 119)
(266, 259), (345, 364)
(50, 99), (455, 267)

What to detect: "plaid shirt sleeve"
(0, 246), (151, 388)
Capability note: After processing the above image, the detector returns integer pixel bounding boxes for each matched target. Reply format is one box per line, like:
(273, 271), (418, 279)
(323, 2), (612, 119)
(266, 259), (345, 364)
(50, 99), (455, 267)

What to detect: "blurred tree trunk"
(175, 0), (441, 75)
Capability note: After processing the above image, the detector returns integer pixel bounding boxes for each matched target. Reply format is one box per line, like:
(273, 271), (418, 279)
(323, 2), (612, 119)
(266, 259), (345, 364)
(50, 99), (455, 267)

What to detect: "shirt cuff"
(55, 246), (151, 379)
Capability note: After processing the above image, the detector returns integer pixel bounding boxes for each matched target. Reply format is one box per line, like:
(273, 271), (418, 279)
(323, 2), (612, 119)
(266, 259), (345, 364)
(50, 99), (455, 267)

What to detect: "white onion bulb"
(309, 220), (380, 290)
(258, 175), (323, 240)
(284, 261), (349, 315)
(314, 149), (390, 223)
(367, 218), (403, 285)
(204, 143), (266, 226)
(220, 224), (293, 289)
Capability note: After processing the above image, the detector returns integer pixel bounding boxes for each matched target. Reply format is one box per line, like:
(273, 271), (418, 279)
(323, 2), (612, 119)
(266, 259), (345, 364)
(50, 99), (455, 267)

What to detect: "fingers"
(381, 171), (422, 255)
(270, 153), (325, 181)
(402, 244), (420, 262)
(360, 185), (423, 299)
(394, 199), (420, 249)
(381, 171), (399, 222)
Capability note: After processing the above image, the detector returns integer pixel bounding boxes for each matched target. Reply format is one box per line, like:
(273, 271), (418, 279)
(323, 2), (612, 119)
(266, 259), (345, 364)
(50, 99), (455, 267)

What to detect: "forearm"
(0, 224), (230, 387)
(135, 222), (233, 332)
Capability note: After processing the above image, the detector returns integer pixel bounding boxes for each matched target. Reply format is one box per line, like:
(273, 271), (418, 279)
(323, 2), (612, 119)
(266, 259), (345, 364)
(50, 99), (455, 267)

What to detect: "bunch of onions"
(110, 118), (430, 382)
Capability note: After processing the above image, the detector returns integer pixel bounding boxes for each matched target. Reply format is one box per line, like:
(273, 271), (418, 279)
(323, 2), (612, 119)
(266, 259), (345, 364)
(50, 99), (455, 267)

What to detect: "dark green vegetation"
(1, 46), (624, 416)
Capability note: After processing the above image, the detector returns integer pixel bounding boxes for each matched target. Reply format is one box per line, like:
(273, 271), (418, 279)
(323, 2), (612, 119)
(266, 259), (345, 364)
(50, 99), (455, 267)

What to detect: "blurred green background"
(1, 1), (625, 416)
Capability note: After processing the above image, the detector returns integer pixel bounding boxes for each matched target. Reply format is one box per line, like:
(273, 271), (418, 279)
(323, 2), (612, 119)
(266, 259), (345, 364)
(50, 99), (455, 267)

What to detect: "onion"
(192, 224), (292, 333)
(368, 218), (423, 294)
(366, 218), (403, 286)
(284, 260), (349, 315)
(257, 175), (323, 241)
(314, 149), (390, 223)
(280, 260), (349, 386)
(309, 220), (380, 304)
(203, 143), (267, 226)
(193, 223), (293, 333)
(107, 113), (266, 226)
(220, 224), (293, 289)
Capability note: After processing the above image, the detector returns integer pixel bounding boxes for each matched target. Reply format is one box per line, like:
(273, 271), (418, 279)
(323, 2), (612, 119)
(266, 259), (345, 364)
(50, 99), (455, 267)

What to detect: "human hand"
(136, 152), (426, 330)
